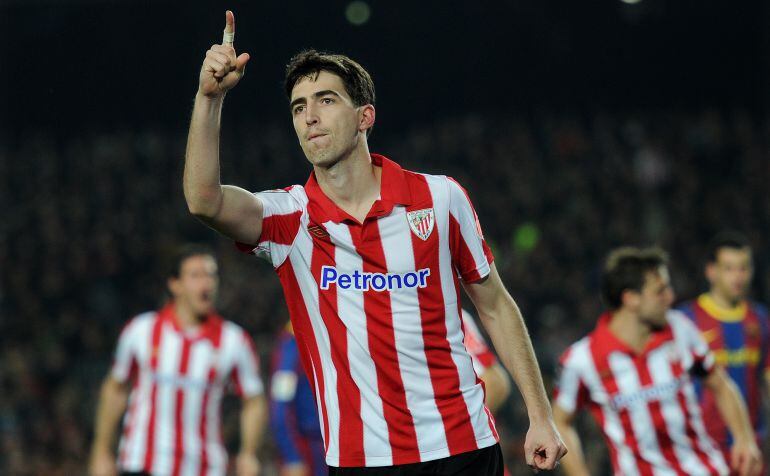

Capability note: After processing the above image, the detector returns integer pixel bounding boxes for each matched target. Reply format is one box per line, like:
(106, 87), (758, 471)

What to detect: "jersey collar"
(159, 302), (222, 342)
(697, 293), (747, 322)
(304, 153), (412, 224)
(592, 312), (674, 357)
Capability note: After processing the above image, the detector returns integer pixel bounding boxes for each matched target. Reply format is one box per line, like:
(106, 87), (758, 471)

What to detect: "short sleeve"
(446, 177), (494, 283)
(110, 318), (142, 384)
(231, 330), (265, 398)
(553, 347), (589, 415)
(672, 311), (716, 377)
(461, 309), (497, 374)
(236, 187), (304, 269)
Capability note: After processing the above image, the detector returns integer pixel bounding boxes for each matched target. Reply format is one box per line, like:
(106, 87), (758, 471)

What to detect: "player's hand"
(88, 449), (117, 476)
(730, 437), (762, 476)
(198, 10), (250, 99)
(524, 417), (568, 473)
(280, 463), (310, 476)
(235, 451), (261, 476)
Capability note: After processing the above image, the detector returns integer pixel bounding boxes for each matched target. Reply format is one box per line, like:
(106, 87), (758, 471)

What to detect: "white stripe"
(377, 209), (448, 458)
(647, 345), (709, 474)
(555, 348), (584, 415)
(205, 387), (227, 475)
(427, 174), (493, 446)
(326, 221), (392, 465)
(151, 325), (182, 475)
(608, 352), (676, 476)
(574, 340), (640, 476)
(446, 177), (490, 277)
(179, 342), (209, 476)
(290, 230), (342, 466)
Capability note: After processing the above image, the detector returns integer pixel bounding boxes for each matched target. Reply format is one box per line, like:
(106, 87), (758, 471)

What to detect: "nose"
(304, 103), (319, 126)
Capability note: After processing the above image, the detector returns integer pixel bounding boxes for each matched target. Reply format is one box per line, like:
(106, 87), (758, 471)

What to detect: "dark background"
(1, 1), (769, 474)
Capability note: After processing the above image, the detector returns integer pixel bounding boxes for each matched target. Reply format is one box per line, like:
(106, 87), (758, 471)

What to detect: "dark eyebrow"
(290, 90), (343, 111)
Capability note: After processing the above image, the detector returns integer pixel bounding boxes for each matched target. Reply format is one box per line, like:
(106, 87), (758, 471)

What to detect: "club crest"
(406, 208), (435, 241)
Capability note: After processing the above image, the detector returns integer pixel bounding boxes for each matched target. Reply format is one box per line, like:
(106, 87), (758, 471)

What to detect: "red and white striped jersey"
(239, 154), (498, 467)
(461, 309), (498, 375)
(112, 304), (264, 476)
(554, 310), (729, 475)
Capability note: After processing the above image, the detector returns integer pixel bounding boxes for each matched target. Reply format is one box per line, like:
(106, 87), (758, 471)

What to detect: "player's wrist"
(195, 89), (226, 103)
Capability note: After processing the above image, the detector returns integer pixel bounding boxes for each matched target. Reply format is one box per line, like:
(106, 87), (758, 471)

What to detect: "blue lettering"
(318, 267), (432, 292)
(371, 275), (386, 290)
(338, 274), (351, 289)
(387, 273), (403, 289)
(321, 266), (337, 290)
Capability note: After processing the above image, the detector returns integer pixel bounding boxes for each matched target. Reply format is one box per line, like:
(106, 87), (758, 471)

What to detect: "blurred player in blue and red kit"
(269, 310), (513, 476)
(679, 232), (770, 465)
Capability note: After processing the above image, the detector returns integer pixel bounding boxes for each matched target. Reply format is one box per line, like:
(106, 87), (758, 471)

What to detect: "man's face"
(706, 247), (753, 303)
(636, 267), (675, 328)
(290, 71), (365, 168)
(169, 255), (218, 317)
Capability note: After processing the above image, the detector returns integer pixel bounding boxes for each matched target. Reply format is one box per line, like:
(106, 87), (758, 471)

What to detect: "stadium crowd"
(1, 108), (768, 475)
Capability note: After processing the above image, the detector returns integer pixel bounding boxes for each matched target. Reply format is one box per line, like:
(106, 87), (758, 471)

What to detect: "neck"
(608, 308), (653, 353)
(173, 301), (204, 330)
(314, 145), (381, 222)
(708, 290), (742, 309)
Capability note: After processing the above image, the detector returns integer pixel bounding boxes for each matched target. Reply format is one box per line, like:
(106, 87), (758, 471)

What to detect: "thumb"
(235, 52), (250, 73)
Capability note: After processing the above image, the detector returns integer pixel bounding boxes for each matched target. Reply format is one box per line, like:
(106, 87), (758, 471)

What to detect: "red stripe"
(171, 338), (193, 476)
(277, 261), (331, 454)
(636, 354), (687, 475)
(143, 315), (165, 473)
(589, 340), (653, 476)
(262, 211), (303, 245)
(309, 228), (364, 465)
(669, 360), (719, 474)
(410, 175), (479, 456)
(349, 223), (421, 465)
(588, 402), (623, 475)
(198, 319), (222, 476)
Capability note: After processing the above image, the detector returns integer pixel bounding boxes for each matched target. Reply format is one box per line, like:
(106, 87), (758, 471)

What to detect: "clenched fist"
(198, 10), (250, 98)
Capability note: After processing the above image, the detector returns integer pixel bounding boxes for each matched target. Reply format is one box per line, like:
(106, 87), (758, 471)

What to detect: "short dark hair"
(284, 49), (375, 109)
(167, 244), (216, 278)
(707, 231), (751, 263)
(601, 247), (669, 310)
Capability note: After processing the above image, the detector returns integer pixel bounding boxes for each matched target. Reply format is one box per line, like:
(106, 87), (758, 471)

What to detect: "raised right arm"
(184, 10), (263, 246)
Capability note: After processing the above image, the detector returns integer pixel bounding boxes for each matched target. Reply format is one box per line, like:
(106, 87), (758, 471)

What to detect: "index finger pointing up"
(222, 10), (235, 45)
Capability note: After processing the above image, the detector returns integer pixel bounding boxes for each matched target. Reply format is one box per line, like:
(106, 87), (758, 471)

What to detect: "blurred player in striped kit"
(88, 245), (267, 476)
(678, 232), (770, 469)
(269, 311), (512, 476)
(553, 247), (761, 475)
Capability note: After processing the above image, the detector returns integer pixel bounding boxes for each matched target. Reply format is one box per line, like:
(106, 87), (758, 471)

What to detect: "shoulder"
(750, 301), (769, 319)
(122, 311), (158, 335)
(559, 336), (593, 371)
(667, 309), (702, 340)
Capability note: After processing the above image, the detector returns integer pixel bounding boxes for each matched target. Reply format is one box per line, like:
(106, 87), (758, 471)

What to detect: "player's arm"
(236, 394), (268, 476)
(89, 376), (130, 476)
(702, 367), (762, 476)
(478, 363), (511, 413)
(184, 10), (264, 246)
(463, 264), (567, 471)
(552, 405), (590, 476)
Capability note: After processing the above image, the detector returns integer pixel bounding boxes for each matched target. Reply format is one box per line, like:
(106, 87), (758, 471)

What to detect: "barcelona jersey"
(678, 294), (770, 450)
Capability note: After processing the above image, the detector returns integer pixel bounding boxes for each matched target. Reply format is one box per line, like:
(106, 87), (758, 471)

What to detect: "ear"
(621, 289), (641, 309)
(705, 262), (716, 284)
(358, 104), (375, 133)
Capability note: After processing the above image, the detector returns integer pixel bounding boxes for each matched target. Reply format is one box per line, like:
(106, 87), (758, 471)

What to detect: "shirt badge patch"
(406, 208), (435, 241)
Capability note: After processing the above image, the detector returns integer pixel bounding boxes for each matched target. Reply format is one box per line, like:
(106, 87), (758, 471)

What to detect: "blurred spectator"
(1, 109), (768, 474)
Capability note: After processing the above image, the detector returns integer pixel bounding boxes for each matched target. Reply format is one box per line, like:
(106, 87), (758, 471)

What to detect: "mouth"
(308, 132), (328, 141)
